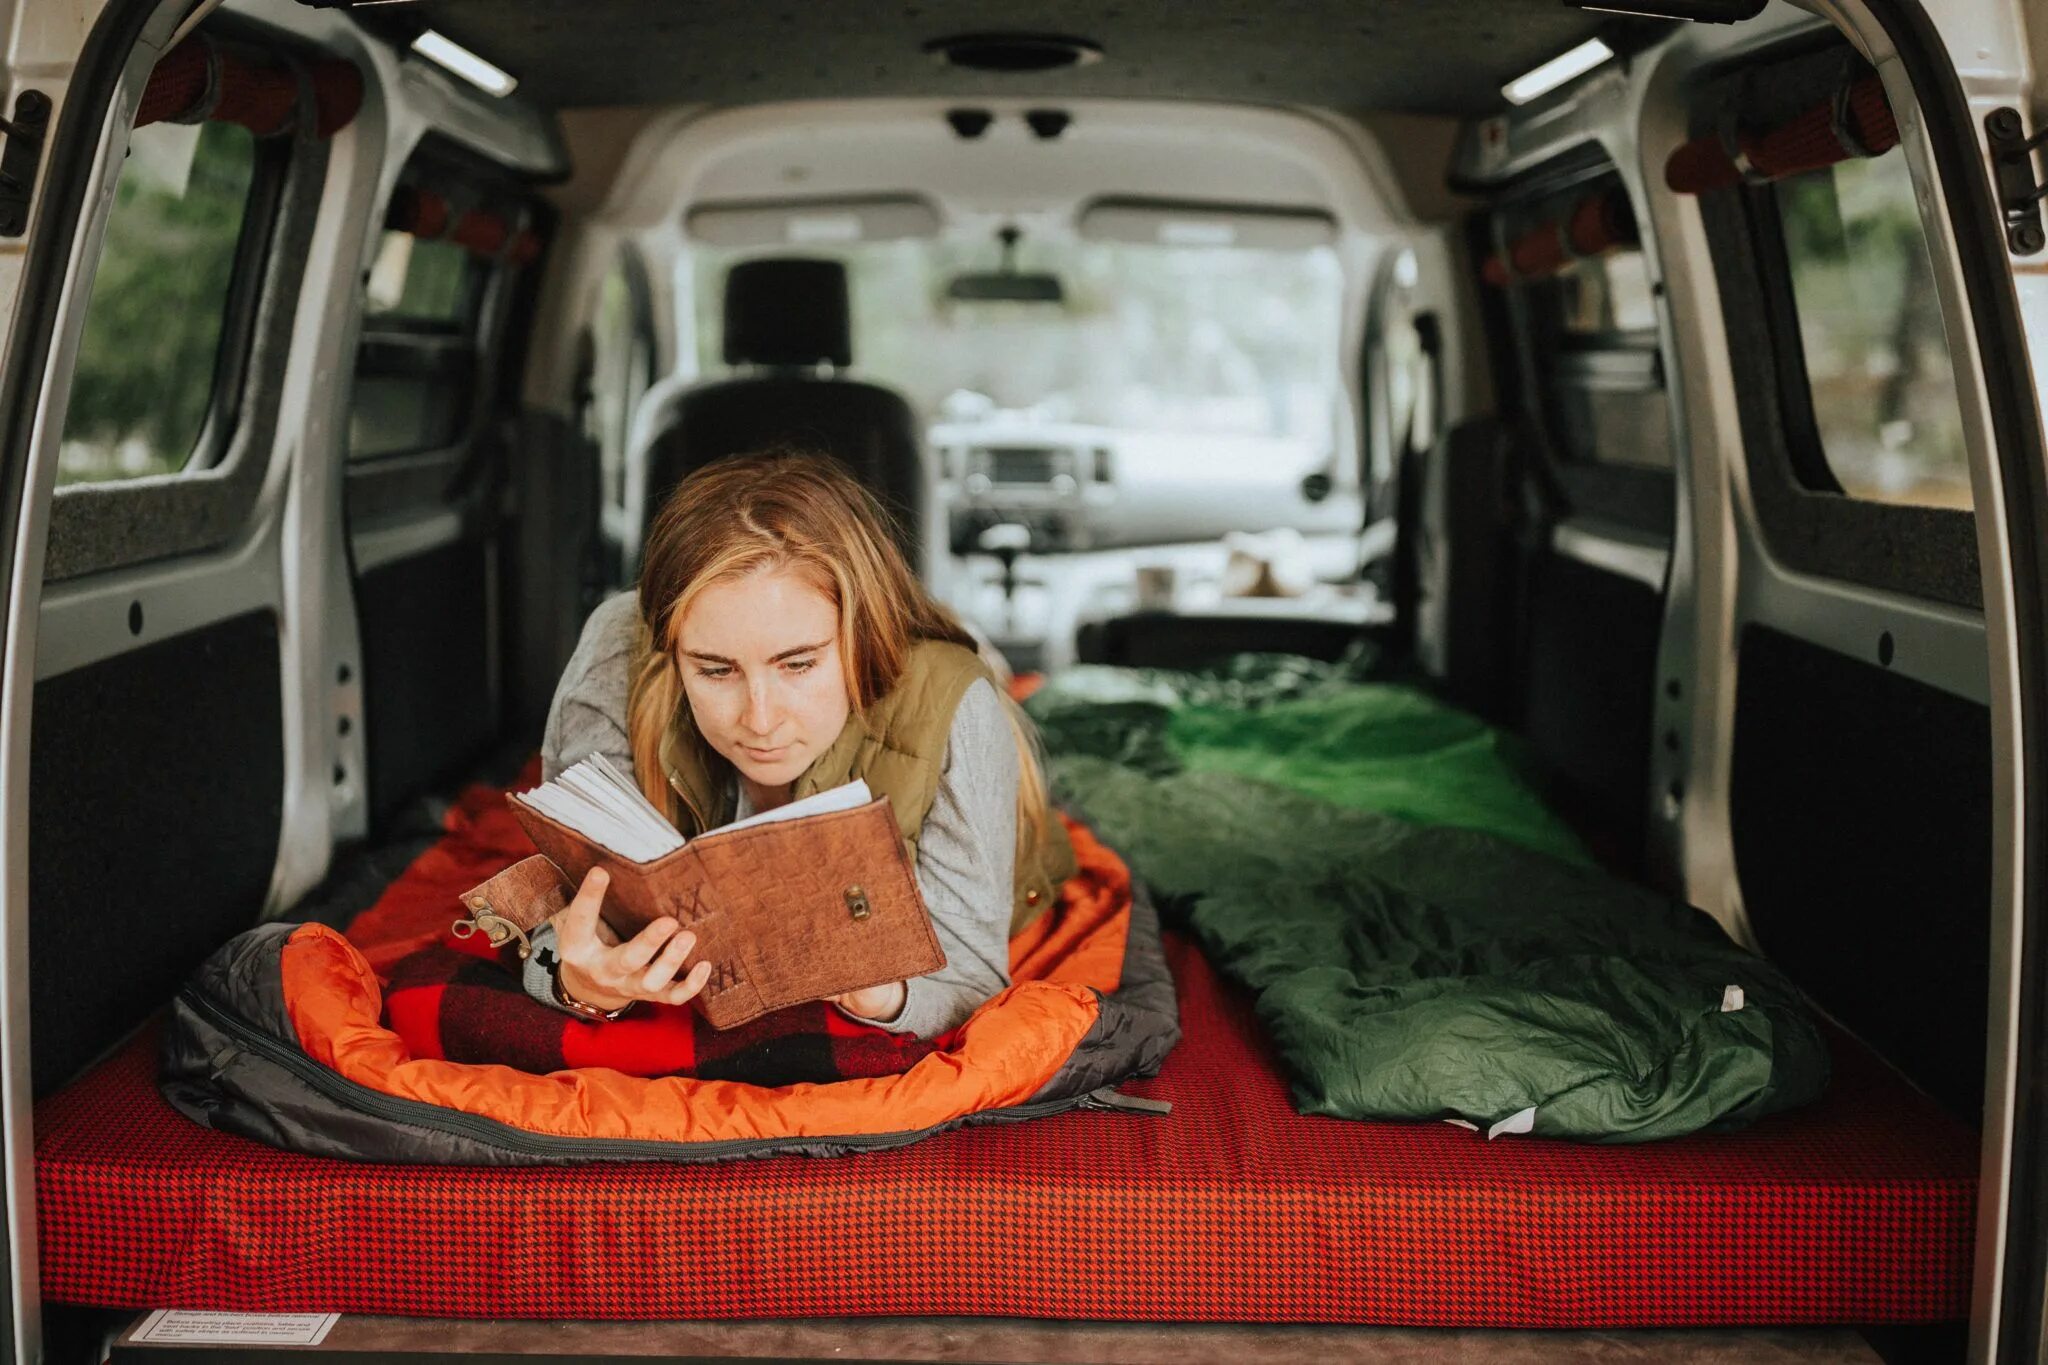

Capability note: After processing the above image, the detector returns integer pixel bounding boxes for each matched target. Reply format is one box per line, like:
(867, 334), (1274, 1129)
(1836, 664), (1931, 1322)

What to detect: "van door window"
(1497, 181), (1673, 475)
(1682, 48), (1978, 609)
(589, 249), (655, 524)
(364, 229), (483, 325)
(57, 117), (268, 485)
(42, 28), (361, 584)
(348, 181), (533, 463)
(1373, 249), (1439, 524)
(1773, 148), (1968, 510)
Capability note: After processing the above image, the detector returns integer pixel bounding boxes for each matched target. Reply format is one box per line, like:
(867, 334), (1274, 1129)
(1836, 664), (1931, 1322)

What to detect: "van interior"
(7, 0), (2046, 1360)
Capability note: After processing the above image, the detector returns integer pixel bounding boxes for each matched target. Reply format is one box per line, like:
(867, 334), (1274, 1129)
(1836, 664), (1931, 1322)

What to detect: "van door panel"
(1520, 546), (1663, 867)
(28, 610), (282, 1096)
(1730, 623), (1990, 1120)
(355, 535), (495, 832)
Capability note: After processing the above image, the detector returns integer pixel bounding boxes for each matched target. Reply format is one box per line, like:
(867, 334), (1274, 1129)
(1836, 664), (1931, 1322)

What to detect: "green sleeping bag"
(1025, 654), (1588, 865)
(1030, 659), (1829, 1142)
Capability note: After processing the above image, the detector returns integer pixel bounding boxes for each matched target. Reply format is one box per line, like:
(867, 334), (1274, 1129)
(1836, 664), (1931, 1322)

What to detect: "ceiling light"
(1569, 0), (1765, 19)
(411, 29), (518, 97)
(1502, 38), (1614, 106)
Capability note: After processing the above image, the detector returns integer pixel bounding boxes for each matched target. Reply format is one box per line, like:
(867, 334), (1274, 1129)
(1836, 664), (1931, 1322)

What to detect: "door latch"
(0, 90), (48, 239)
(1986, 107), (2048, 256)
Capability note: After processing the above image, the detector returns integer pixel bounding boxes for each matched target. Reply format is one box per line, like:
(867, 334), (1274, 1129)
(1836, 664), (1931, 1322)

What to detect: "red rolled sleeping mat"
(1480, 186), (1638, 286)
(136, 34), (363, 139)
(1665, 73), (1899, 194)
(386, 186), (542, 267)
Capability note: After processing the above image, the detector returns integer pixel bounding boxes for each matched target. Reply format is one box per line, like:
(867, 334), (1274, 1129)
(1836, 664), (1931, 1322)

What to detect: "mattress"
(37, 938), (1975, 1327)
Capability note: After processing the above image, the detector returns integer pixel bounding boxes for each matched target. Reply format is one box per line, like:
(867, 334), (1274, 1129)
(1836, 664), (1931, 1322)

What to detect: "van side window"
(349, 179), (532, 462)
(364, 229), (483, 326)
(57, 119), (267, 485)
(1685, 48), (1978, 608)
(589, 250), (655, 518)
(1505, 184), (1671, 473)
(1771, 150), (1969, 510)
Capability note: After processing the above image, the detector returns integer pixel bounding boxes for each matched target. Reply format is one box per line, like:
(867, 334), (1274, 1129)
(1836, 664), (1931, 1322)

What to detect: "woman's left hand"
(832, 980), (908, 1023)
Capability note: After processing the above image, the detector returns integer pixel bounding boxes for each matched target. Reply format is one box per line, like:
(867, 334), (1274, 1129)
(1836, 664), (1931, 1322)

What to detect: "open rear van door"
(1812, 4), (2048, 1361)
(0, 0), (569, 1354)
(0, 4), (215, 1359)
(0, 1), (386, 1359)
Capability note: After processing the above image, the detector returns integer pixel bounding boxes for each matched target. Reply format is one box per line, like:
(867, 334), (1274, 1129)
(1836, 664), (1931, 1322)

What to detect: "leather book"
(458, 794), (946, 1030)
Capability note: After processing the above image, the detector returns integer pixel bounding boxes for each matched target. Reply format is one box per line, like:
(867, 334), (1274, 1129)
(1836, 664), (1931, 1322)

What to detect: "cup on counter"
(1134, 563), (1177, 611)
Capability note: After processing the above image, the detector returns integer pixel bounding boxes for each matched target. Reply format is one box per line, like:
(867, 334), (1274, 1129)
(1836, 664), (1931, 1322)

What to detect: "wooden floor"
(104, 1313), (1904, 1364)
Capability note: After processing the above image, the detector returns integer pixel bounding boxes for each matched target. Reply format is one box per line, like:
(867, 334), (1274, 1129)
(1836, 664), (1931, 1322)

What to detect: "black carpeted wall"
(1731, 624), (1991, 1120)
(358, 538), (495, 834)
(30, 610), (283, 1096)
(1519, 551), (1663, 869)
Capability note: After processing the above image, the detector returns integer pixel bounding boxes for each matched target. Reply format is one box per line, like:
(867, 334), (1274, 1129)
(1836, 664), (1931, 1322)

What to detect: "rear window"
(1773, 148), (1969, 510)
(57, 119), (263, 485)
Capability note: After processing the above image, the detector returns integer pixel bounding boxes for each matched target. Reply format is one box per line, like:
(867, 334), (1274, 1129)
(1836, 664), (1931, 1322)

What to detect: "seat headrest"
(723, 258), (852, 369)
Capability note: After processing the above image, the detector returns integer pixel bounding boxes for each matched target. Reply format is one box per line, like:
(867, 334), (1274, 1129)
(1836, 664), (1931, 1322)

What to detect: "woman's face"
(676, 565), (852, 792)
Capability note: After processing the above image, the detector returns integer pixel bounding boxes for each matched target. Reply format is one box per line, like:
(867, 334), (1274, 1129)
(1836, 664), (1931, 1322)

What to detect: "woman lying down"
(160, 448), (1175, 1162)
(524, 448), (1072, 1035)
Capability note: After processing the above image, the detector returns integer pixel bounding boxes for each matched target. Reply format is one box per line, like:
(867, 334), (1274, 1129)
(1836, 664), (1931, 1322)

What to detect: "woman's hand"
(553, 867), (715, 1013)
(832, 980), (908, 1023)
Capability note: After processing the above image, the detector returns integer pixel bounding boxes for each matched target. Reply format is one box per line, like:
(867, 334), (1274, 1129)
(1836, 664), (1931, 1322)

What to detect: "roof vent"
(924, 33), (1102, 74)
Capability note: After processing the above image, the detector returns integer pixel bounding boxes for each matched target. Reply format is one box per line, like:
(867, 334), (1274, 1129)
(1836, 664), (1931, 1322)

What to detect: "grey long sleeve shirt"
(537, 592), (1017, 1038)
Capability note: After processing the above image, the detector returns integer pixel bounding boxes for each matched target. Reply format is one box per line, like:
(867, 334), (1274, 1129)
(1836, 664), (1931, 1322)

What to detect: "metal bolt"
(2013, 222), (2045, 255)
(1990, 107), (2023, 139)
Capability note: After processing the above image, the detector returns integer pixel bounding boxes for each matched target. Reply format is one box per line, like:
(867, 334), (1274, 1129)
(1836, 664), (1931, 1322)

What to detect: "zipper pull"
(1080, 1086), (1173, 1115)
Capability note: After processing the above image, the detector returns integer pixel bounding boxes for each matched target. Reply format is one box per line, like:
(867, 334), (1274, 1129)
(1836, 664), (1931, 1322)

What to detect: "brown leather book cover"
(502, 794), (946, 1030)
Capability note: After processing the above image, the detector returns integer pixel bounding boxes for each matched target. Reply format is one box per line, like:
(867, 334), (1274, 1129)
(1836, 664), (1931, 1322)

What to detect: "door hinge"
(0, 89), (48, 238)
(1986, 107), (2048, 257)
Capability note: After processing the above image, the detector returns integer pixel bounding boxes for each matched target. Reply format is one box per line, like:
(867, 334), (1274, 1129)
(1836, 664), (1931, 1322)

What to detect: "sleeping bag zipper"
(177, 985), (1164, 1161)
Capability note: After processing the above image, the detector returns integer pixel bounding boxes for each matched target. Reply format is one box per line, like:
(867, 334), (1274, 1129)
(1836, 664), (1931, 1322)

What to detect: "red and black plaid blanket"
(383, 934), (956, 1084)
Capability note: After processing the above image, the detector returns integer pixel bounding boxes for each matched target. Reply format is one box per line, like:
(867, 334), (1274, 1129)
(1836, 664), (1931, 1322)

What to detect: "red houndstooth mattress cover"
(34, 936), (1974, 1326)
(34, 769), (1977, 1327)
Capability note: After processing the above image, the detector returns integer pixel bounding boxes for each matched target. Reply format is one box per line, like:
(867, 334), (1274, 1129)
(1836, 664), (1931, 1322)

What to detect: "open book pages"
(720, 776), (873, 834)
(517, 755), (873, 865)
(518, 755), (681, 863)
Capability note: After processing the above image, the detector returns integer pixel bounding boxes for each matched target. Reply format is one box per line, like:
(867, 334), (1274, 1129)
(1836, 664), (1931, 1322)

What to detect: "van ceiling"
(338, 1), (1671, 115)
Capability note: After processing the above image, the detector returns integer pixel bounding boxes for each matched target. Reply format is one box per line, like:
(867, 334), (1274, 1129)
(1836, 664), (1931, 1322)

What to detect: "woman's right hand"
(553, 867), (715, 1013)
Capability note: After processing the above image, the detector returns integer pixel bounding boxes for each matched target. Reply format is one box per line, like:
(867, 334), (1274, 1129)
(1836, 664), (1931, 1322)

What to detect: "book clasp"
(451, 899), (534, 960)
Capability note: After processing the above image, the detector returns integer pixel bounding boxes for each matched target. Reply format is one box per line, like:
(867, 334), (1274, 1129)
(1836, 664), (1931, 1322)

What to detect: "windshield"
(688, 238), (1345, 455)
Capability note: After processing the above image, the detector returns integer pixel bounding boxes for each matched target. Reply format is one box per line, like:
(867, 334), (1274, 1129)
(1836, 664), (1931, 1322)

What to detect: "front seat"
(638, 257), (925, 565)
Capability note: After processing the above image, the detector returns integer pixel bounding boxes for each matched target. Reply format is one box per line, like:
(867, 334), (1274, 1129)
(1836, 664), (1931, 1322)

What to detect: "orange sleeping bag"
(160, 773), (1181, 1163)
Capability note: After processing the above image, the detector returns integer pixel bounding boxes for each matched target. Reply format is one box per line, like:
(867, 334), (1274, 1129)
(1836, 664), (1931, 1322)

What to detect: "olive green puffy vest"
(657, 639), (1075, 936)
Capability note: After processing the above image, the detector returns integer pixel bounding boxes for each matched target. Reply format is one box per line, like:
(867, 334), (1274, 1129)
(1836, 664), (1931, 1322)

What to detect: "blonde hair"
(627, 450), (1051, 859)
